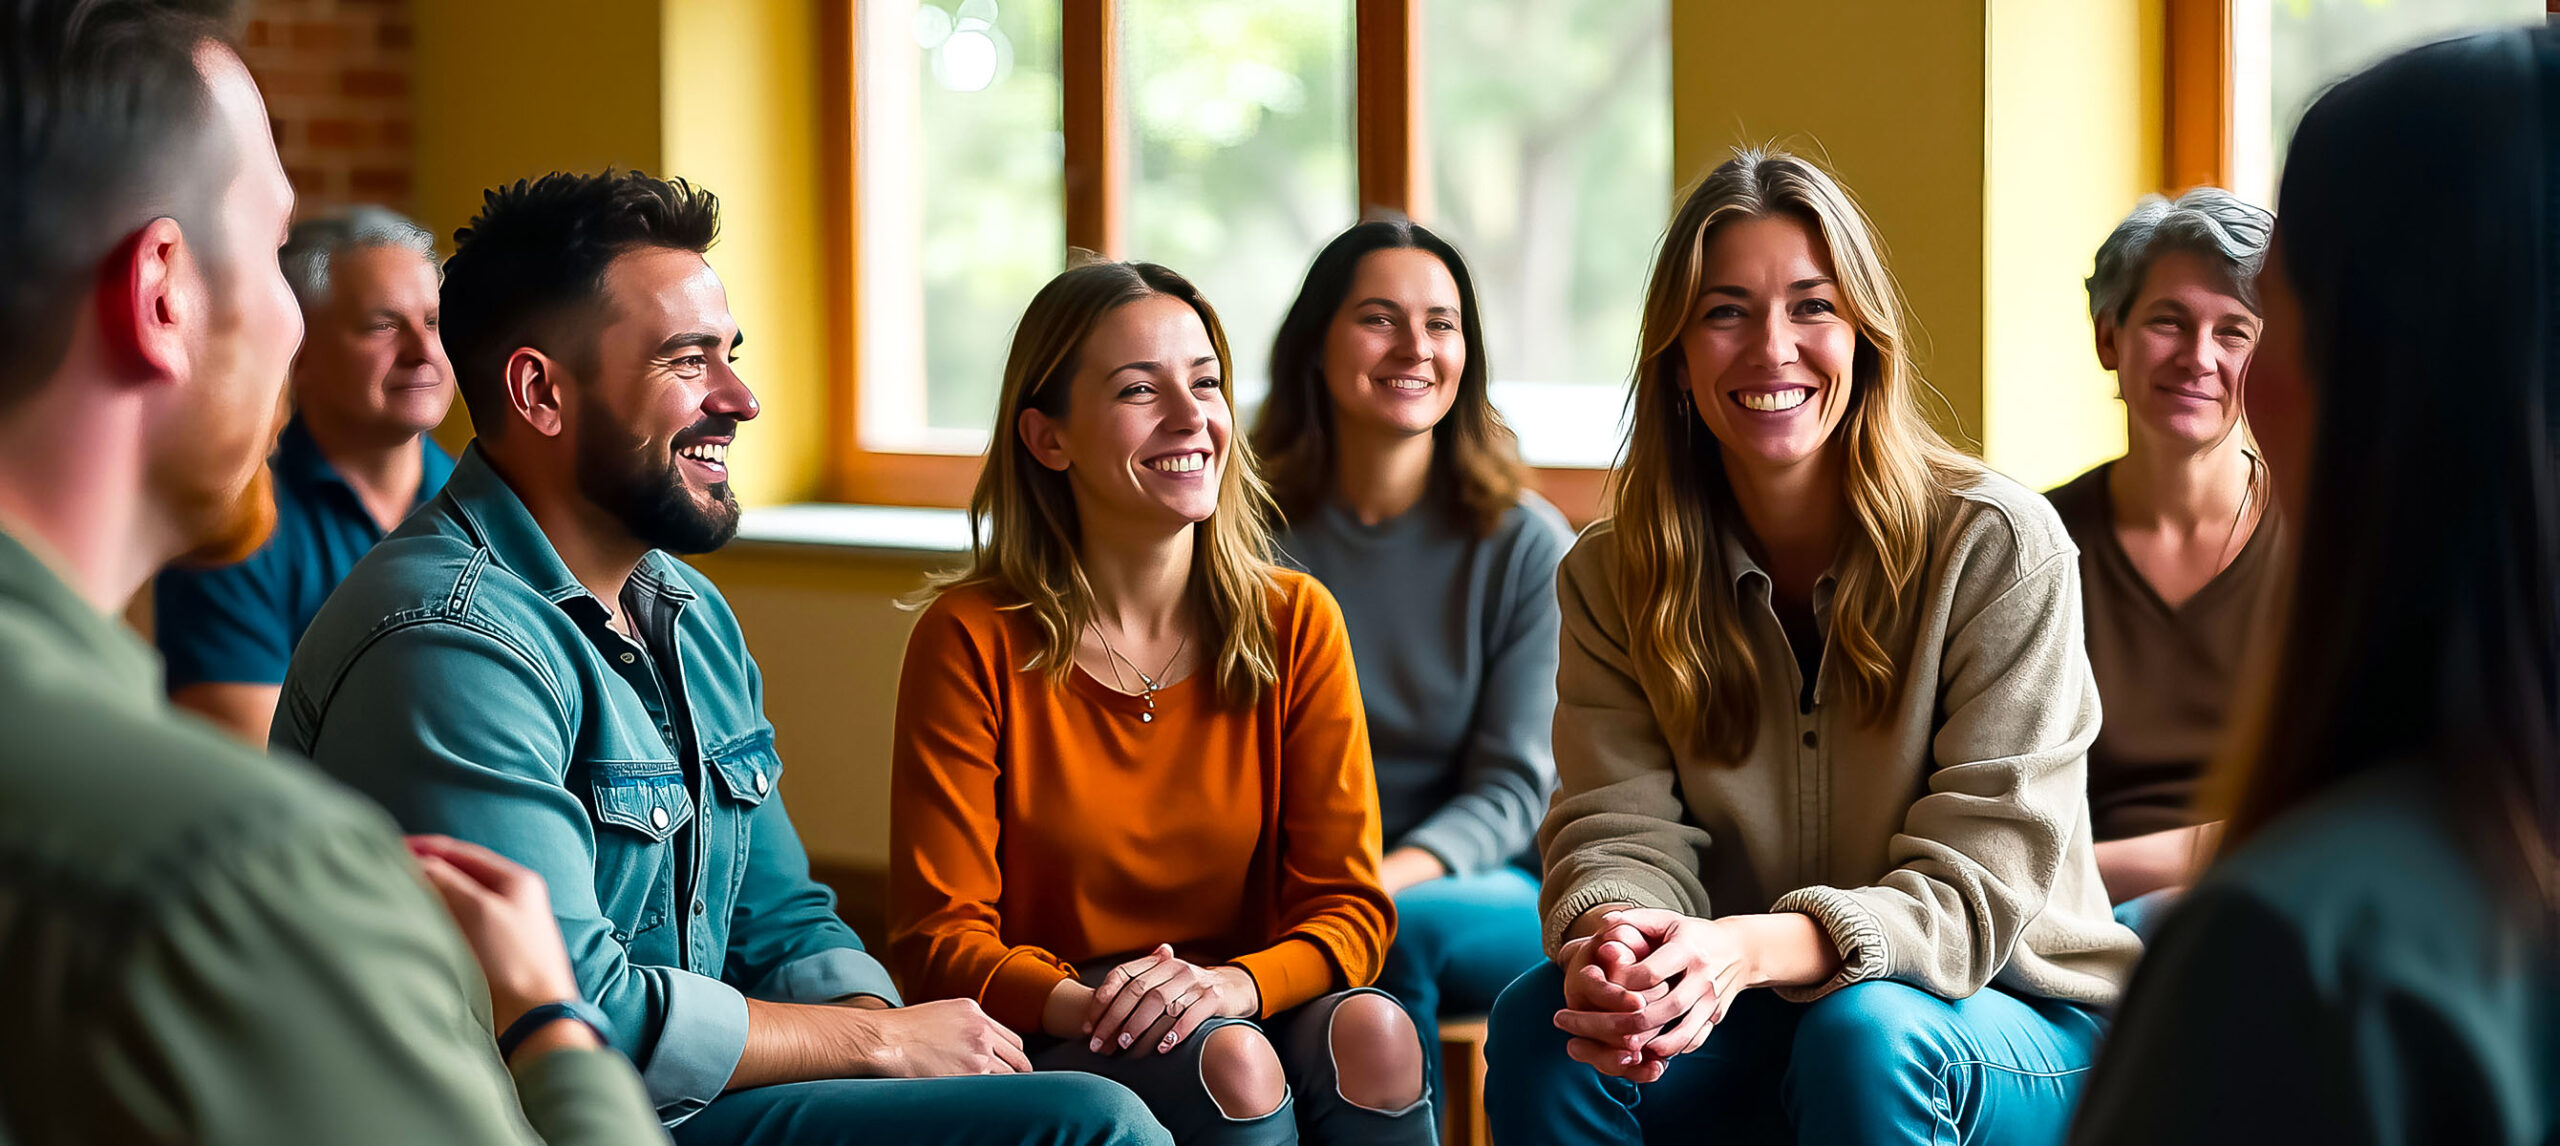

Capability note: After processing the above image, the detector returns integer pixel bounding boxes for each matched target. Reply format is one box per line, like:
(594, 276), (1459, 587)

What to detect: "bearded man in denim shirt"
(275, 170), (1165, 1146)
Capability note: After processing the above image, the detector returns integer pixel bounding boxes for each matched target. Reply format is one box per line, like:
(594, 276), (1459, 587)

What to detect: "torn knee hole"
(1328, 994), (1426, 1112)
(1199, 1024), (1288, 1120)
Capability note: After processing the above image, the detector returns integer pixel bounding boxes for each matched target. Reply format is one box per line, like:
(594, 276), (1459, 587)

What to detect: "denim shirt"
(275, 445), (897, 1125)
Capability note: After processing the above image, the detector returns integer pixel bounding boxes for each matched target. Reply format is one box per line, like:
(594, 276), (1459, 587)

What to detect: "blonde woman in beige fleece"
(1483, 148), (2139, 1146)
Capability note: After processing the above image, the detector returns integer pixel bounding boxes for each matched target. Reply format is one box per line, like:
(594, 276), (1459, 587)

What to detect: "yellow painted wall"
(1982, 0), (2161, 490)
(1665, 0), (2158, 481)
(1669, 0), (1990, 448)
(660, 0), (832, 510)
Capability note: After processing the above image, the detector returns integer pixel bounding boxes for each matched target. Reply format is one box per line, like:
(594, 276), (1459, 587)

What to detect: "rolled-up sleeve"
(1768, 545), (2099, 1002)
(294, 621), (744, 1122)
(1538, 536), (1716, 955)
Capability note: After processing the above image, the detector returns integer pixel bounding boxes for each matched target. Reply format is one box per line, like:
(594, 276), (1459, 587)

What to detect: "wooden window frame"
(2162, 0), (2235, 195)
(824, 0), (1612, 525)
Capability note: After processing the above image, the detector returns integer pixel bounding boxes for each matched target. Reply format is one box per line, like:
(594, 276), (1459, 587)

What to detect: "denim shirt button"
(651, 806), (669, 830)
(619, 651), (636, 665)
(753, 769), (768, 795)
(692, 900), (706, 915)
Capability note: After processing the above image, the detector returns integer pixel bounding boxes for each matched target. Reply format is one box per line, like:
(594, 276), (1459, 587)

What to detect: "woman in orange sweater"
(888, 258), (1431, 1146)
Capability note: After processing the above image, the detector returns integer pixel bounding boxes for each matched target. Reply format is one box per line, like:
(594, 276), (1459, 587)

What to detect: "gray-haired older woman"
(2044, 188), (2280, 937)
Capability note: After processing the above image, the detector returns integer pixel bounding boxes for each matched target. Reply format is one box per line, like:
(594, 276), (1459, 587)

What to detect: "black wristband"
(497, 999), (613, 1063)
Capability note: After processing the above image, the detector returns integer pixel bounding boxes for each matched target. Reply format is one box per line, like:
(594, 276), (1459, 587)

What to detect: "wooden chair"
(1439, 1015), (1493, 1146)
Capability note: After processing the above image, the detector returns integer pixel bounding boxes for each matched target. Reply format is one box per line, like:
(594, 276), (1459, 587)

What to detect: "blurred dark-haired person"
(2045, 188), (2281, 937)
(275, 169), (1166, 1146)
(1251, 218), (1569, 1104)
(2073, 24), (2560, 1146)
(154, 204), (456, 744)
(0, 2), (663, 1142)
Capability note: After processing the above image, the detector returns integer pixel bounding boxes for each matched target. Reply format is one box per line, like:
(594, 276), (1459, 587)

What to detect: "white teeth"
(679, 442), (729, 467)
(1385, 377), (1430, 392)
(1148, 453), (1207, 474)
(1737, 389), (1809, 412)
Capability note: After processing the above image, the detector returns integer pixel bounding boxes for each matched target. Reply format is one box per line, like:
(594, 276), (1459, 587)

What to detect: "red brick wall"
(237, 0), (415, 214)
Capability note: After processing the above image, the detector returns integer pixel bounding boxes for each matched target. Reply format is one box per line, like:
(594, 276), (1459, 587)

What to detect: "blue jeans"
(671, 1072), (1170, 1146)
(1484, 961), (2106, 1145)
(1370, 864), (1547, 1105)
(2112, 888), (2181, 942)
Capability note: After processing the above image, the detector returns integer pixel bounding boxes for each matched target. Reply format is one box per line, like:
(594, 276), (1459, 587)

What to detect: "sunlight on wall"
(1981, 0), (2160, 491)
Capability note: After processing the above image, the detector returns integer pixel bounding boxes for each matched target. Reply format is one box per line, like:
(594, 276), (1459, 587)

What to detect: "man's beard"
(575, 392), (740, 556)
(163, 292), (286, 571)
(170, 464), (279, 568)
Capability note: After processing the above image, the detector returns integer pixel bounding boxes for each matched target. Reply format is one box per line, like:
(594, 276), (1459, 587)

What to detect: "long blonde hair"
(913, 259), (1284, 707)
(1612, 147), (1979, 763)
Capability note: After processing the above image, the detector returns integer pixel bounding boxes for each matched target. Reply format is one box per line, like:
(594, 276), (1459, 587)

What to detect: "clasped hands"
(1046, 943), (1262, 1058)
(1553, 908), (1752, 1084)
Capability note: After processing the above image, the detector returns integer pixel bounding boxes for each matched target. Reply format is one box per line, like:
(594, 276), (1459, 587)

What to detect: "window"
(855, 0), (1064, 454)
(2171, 0), (2539, 204)
(833, 0), (1676, 514)
(1125, 0), (1352, 411)
(1425, 0), (1668, 467)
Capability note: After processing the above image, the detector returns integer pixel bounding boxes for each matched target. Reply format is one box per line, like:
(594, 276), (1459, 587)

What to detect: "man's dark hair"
(439, 170), (720, 436)
(0, 0), (240, 408)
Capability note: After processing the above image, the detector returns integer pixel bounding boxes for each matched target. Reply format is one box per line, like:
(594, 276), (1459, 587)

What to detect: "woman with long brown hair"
(1251, 219), (1570, 1107)
(2073, 26), (2560, 1144)
(1484, 149), (2139, 1144)
(887, 259), (1435, 1146)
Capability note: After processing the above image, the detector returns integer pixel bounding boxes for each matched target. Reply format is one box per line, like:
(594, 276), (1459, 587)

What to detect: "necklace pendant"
(1140, 711), (1154, 724)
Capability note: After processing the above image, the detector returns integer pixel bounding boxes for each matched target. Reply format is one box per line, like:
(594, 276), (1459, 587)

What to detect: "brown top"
(2045, 462), (2284, 841)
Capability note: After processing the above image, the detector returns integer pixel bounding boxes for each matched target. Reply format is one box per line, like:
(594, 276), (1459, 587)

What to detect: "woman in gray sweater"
(1251, 219), (1572, 1108)
(1483, 149), (2138, 1145)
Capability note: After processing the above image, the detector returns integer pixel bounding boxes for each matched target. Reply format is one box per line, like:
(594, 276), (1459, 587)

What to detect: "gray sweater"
(1278, 490), (1573, 877)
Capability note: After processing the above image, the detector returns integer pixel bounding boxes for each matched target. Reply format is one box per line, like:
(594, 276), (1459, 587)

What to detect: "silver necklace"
(1092, 623), (1187, 724)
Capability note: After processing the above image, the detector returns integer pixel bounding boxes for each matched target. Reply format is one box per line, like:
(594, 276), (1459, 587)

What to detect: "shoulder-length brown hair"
(1251, 218), (1526, 536)
(2211, 28), (2558, 909)
(1612, 147), (1979, 764)
(913, 259), (1285, 707)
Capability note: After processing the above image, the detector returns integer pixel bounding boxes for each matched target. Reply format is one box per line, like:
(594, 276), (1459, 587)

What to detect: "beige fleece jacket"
(1539, 471), (2139, 1007)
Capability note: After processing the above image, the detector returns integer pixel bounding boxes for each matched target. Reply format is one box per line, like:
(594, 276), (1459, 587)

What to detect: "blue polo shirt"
(154, 417), (456, 690)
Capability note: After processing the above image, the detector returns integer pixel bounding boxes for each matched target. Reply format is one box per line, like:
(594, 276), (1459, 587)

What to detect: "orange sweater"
(887, 570), (1393, 1033)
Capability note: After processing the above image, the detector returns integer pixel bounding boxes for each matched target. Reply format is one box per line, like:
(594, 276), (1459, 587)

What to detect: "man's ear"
(504, 348), (568, 437)
(1018, 406), (1071, 472)
(2094, 312), (2122, 374)
(93, 218), (197, 385)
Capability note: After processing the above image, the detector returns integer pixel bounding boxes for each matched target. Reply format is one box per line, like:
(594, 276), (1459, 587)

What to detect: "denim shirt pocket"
(587, 757), (693, 958)
(707, 730), (781, 810)
(590, 758), (696, 839)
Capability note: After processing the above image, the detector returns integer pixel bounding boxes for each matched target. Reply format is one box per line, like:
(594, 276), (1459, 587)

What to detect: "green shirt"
(0, 527), (666, 1144)
(2073, 762), (2560, 1144)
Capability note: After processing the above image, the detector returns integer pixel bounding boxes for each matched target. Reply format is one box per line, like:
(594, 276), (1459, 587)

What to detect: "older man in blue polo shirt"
(154, 204), (457, 742)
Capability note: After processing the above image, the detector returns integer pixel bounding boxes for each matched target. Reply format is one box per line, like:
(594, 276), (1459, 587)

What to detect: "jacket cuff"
(1231, 937), (1335, 1018)
(754, 947), (903, 1007)
(983, 948), (1076, 1034)
(1767, 886), (1888, 1002)
(637, 968), (749, 1125)
(1541, 875), (1689, 956)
